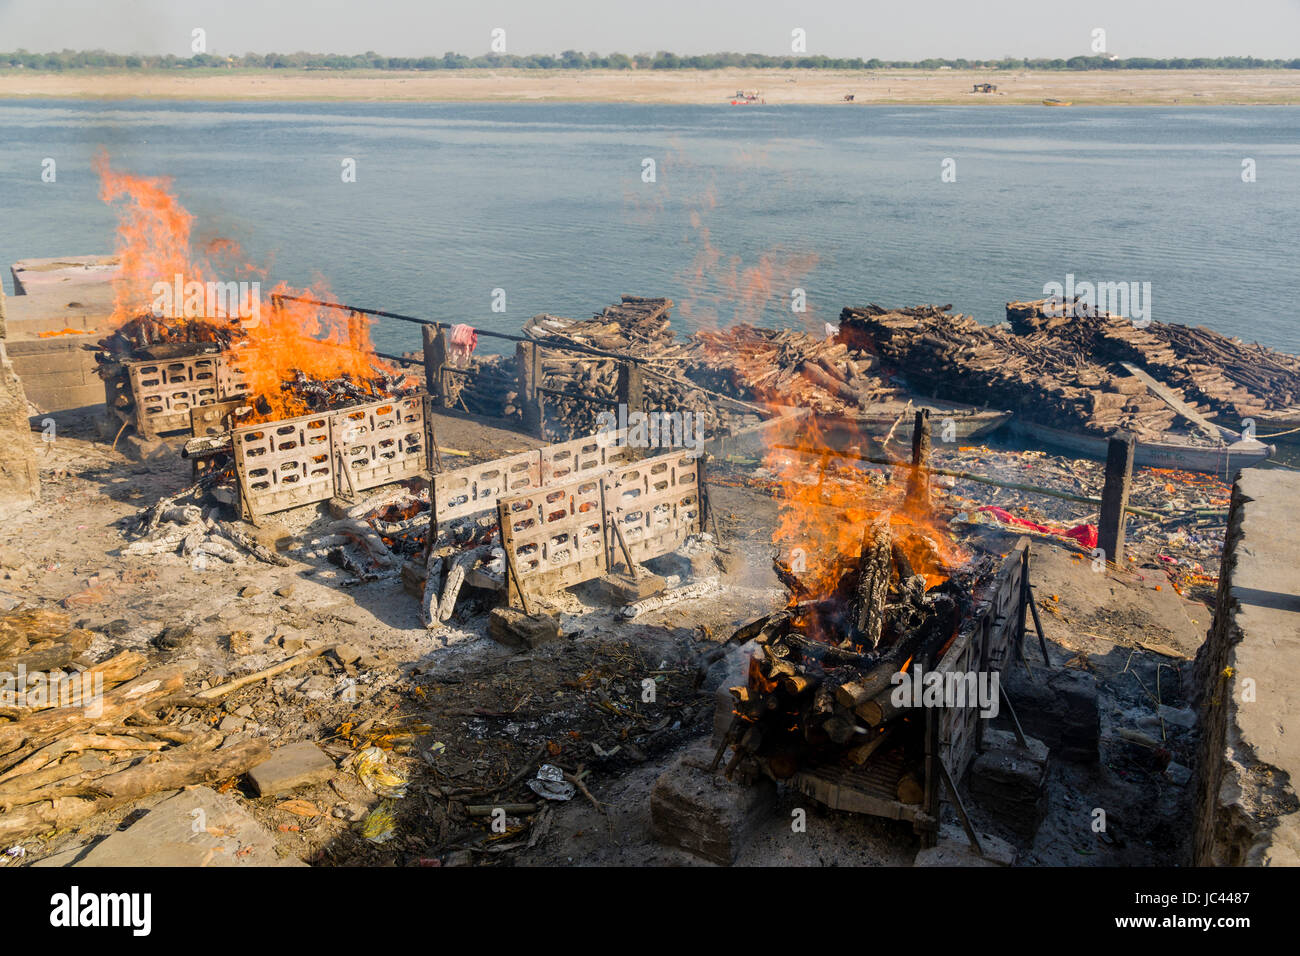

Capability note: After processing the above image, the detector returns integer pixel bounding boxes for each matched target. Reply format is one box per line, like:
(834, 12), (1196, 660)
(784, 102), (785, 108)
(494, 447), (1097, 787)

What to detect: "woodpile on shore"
(446, 297), (900, 439)
(526, 297), (733, 439)
(839, 304), (1181, 441)
(435, 295), (1300, 446)
(689, 323), (898, 414)
(1008, 298), (1300, 424)
(0, 606), (305, 841)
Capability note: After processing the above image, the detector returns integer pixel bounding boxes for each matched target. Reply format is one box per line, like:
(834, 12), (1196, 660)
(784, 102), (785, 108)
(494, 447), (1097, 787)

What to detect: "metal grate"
(127, 355), (223, 438)
(498, 446), (704, 605)
(232, 412), (335, 519)
(331, 395), (427, 495)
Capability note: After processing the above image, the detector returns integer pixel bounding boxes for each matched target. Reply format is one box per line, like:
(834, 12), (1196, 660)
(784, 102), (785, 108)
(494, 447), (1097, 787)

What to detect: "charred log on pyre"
(722, 521), (996, 798)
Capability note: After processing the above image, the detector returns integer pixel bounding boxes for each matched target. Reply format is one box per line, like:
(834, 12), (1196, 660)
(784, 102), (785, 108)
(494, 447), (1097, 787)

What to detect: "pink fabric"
(449, 324), (478, 364)
(976, 506), (1098, 550)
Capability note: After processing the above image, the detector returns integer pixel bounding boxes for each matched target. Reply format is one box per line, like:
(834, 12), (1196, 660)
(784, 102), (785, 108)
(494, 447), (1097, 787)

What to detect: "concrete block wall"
(1193, 470), (1300, 865)
(3, 334), (105, 414)
(3, 257), (116, 416)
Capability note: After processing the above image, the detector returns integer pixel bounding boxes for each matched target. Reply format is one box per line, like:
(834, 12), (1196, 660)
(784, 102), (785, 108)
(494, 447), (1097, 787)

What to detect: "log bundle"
(721, 521), (984, 791)
(840, 304), (1181, 442)
(0, 605), (329, 841)
(526, 297), (751, 440)
(1008, 298), (1300, 422)
(689, 323), (898, 414)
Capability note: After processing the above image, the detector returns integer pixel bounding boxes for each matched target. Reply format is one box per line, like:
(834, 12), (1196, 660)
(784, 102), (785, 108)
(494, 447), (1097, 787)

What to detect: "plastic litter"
(527, 764), (575, 802)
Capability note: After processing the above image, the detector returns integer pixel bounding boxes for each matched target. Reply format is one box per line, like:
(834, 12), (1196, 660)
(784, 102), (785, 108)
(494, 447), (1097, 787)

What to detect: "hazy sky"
(1, 0), (1298, 59)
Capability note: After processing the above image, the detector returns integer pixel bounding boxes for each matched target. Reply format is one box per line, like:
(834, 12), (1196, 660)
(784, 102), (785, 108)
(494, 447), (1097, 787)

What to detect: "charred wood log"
(853, 514), (893, 648)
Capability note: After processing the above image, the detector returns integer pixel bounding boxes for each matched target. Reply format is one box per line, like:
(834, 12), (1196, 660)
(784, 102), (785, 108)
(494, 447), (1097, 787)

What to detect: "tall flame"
(95, 151), (398, 420)
(94, 151), (206, 327)
(765, 415), (966, 600)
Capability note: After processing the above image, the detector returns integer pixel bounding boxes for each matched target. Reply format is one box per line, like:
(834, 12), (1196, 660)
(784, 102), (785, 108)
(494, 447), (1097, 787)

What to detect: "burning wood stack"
(840, 304), (1181, 442)
(92, 314), (237, 424)
(722, 512), (981, 793)
(267, 364), (416, 417)
(95, 308), (414, 433)
(689, 323), (898, 415)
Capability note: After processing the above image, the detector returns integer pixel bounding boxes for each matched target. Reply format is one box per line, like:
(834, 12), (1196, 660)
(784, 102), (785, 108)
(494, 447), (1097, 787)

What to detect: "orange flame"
(765, 415), (966, 599)
(95, 151), (399, 421)
(95, 150), (206, 327)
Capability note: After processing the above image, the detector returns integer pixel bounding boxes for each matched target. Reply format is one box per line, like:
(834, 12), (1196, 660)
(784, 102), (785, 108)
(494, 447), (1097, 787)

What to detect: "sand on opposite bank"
(2, 67), (1298, 105)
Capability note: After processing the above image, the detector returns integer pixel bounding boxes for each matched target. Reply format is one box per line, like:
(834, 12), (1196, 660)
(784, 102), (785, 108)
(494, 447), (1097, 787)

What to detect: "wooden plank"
(1120, 361), (1235, 441)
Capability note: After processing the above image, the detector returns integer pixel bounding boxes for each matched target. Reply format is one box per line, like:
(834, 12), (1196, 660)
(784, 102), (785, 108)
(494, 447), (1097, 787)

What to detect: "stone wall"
(2, 259), (115, 415)
(0, 289), (41, 519)
(1192, 470), (1300, 866)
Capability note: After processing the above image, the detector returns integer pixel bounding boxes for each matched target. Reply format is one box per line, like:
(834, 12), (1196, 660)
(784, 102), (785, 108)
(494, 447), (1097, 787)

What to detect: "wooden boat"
(855, 401), (1012, 441)
(1219, 408), (1300, 446)
(1015, 421), (1274, 475)
(1042, 98), (1072, 107)
(814, 400), (1013, 450)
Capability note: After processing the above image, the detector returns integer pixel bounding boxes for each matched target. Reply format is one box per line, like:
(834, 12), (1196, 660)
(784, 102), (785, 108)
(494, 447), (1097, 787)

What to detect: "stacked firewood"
(688, 324), (897, 414)
(1008, 299), (1300, 421)
(518, 297), (758, 440)
(841, 304), (1180, 441)
(1152, 324), (1300, 411)
(0, 606), (276, 841)
(720, 515), (983, 789)
(1008, 297), (1274, 421)
(526, 296), (677, 353)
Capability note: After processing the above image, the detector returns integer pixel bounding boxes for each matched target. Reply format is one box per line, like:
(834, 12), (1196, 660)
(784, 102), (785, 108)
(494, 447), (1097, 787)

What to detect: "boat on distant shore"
(1042, 98), (1073, 107)
(857, 400), (1012, 441)
(1015, 421), (1274, 475)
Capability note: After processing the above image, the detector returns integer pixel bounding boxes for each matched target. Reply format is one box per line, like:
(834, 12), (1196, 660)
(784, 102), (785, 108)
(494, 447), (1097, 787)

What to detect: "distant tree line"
(3, 49), (1298, 71)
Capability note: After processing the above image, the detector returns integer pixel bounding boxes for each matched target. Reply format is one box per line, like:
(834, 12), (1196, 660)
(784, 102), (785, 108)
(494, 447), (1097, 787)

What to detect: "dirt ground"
(1, 407), (1212, 867)
(2, 68), (1298, 105)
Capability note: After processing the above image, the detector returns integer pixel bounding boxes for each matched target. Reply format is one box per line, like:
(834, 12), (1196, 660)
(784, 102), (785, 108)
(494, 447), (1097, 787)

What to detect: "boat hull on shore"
(817, 403), (1012, 445)
(1017, 421), (1275, 474)
(1221, 410), (1300, 445)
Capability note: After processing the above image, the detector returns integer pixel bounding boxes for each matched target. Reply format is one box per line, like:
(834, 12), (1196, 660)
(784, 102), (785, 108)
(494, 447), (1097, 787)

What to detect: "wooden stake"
(904, 408), (931, 510)
(517, 341), (544, 437)
(616, 360), (644, 414)
(422, 324), (448, 407)
(1098, 431), (1135, 568)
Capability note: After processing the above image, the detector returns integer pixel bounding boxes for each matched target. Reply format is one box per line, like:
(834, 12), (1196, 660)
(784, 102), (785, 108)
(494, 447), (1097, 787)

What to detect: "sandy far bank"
(1, 68), (1298, 105)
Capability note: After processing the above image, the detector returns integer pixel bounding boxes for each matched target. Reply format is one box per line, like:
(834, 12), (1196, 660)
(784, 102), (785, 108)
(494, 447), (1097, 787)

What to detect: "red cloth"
(976, 506), (1098, 550)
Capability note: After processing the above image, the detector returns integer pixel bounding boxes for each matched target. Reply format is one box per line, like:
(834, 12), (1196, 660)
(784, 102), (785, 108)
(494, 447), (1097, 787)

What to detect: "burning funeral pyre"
(716, 418), (998, 807)
(89, 152), (417, 436)
(87, 153), (424, 576)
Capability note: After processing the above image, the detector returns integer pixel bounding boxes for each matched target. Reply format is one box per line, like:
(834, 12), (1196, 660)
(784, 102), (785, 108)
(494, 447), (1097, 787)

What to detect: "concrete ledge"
(1193, 470), (1300, 866)
(11, 255), (119, 297)
(2, 334), (105, 415)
